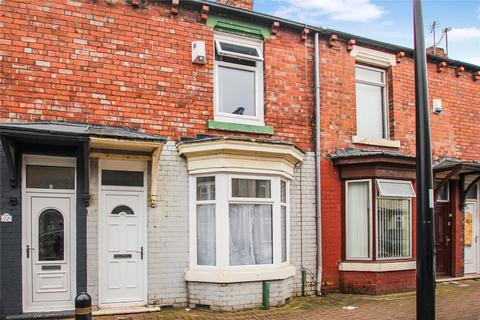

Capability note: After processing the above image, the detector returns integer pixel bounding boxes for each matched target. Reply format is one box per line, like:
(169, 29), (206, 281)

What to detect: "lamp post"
(413, 1), (435, 319)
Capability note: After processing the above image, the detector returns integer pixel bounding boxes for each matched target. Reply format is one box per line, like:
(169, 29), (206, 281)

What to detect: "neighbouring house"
(0, 0), (479, 318)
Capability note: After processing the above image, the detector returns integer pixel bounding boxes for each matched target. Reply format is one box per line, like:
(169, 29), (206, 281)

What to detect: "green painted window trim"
(207, 120), (274, 135)
(207, 15), (271, 39)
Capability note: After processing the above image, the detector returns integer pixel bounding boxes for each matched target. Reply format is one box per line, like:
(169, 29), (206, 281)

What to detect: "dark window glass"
(26, 165), (75, 189)
(232, 179), (271, 198)
(466, 184), (478, 200)
(215, 50), (256, 67)
(101, 170), (143, 187)
(219, 42), (259, 57)
(435, 180), (449, 201)
(197, 177), (215, 201)
(38, 209), (64, 261)
(281, 180), (287, 203)
(111, 205), (134, 215)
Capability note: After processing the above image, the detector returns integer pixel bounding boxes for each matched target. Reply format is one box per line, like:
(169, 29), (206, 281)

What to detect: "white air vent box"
(432, 99), (442, 113)
(192, 41), (206, 64)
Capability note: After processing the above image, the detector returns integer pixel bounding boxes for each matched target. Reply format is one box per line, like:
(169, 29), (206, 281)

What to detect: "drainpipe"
(314, 32), (323, 296)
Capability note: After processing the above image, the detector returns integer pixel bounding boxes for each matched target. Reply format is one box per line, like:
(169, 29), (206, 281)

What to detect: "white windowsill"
(352, 135), (401, 148)
(339, 261), (416, 272)
(185, 265), (296, 283)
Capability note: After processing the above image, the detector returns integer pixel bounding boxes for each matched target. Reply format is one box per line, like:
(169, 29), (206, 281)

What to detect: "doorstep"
(436, 273), (480, 283)
(93, 306), (161, 316)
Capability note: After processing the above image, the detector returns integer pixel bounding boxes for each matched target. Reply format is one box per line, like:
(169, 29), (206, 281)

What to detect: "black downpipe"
(413, 1), (435, 319)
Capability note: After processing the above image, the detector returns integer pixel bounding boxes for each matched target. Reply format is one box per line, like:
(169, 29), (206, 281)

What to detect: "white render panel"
(87, 158), (99, 306)
(289, 153), (317, 295)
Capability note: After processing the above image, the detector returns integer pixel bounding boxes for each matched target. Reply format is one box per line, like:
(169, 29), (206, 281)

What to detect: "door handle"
(26, 245), (35, 258)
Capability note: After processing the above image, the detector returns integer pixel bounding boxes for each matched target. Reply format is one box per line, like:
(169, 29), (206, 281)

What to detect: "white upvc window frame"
(215, 38), (264, 61)
(376, 179), (416, 198)
(355, 64), (389, 139)
(214, 32), (264, 126)
(345, 179), (373, 261)
(189, 173), (290, 272)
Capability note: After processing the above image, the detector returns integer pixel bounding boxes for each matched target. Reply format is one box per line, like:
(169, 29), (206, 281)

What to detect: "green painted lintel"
(207, 120), (274, 135)
(207, 15), (271, 39)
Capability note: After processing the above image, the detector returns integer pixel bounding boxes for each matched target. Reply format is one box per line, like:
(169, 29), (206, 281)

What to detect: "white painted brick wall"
(290, 153), (317, 295)
(147, 141), (189, 307)
(86, 158), (99, 305)
(187, 277), (293, 311)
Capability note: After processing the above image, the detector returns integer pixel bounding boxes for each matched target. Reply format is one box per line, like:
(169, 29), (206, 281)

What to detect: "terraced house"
(0, 0), (479, 318)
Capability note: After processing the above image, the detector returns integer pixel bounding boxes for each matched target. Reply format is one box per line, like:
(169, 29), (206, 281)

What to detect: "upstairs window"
(355, 65), (388, 139)
(214, 33), (264, 125)
(435, 179), (450, 202)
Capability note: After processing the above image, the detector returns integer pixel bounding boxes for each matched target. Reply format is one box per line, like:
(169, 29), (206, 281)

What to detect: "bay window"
(345, 179), (415, 261)
(192, 174), (289, 269)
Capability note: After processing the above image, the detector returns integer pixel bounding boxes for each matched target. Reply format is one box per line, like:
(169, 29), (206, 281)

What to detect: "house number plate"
(1, 213), (12, 223)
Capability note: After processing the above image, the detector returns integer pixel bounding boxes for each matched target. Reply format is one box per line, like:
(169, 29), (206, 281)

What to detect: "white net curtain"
(229, 204), (273, 265)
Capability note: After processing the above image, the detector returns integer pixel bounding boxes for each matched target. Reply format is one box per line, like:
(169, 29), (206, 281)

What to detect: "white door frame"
(21, 154), (77, 312)
(98, 159), (148, 307)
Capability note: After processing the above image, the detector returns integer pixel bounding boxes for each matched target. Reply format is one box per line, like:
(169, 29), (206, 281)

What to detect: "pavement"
(88, 279), (480, 320)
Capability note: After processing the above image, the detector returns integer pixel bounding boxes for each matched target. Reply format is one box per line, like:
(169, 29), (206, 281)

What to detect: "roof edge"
(179, 0), (480, 72)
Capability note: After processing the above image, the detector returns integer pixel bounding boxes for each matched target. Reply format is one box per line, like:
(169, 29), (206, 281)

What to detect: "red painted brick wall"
(0, 0), (314, 150)
(319, 39), (479, 292)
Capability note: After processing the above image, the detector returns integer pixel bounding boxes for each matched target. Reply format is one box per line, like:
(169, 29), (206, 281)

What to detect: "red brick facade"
(1, 0), (479, 296)
(0, 0), (313, 150)
(319, 39), (479, 293)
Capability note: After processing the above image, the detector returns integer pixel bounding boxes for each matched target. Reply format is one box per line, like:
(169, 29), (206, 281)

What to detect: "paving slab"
(70, 279), (480, 320)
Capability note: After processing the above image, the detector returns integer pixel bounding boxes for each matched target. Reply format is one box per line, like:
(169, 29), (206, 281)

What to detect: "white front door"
(464, 201), (478, 274)
(99, 160), (147, 306)
(23, 155), (76, 312)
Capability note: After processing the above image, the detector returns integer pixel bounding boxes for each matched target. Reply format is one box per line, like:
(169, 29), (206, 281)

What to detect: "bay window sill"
(352, 135), (401, 148)
(185, 265), (296, 283)
(339, 261), (416, 272)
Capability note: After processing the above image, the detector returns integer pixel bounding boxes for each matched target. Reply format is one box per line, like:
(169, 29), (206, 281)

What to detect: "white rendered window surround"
(188, 173), (291, 282)
(214, 33), (264, 126)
